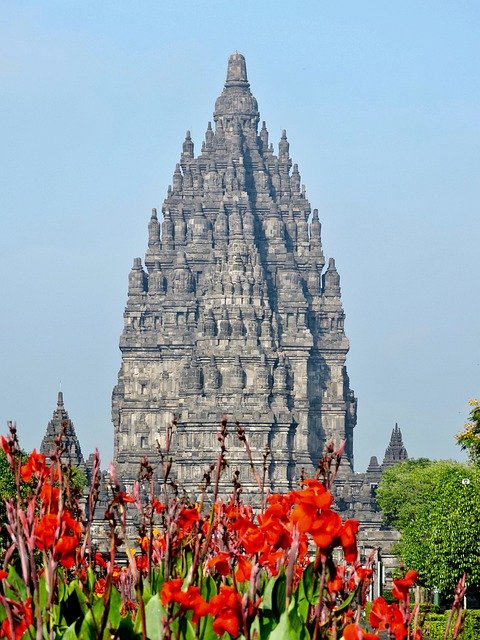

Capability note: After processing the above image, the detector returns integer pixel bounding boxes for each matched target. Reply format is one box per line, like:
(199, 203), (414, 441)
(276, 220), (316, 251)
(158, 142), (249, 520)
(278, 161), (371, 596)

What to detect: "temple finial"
(226, 52), (248, 85)
(57, 390), (64, 408)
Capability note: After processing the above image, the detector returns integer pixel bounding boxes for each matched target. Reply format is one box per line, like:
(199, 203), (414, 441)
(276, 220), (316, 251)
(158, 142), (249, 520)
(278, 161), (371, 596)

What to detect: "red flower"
(177, 506), (200, 536)
(152, 498), (165, 513)
(94, 578), (106, 596)
(355, 566), (373, 581)
(0, 570), (7, 580)
(342, 622), (378, 640)
(95, 552), (108, 569)
(160, 579), (210, 621)
(39, 482), (60, 514)
(161, 578), (183, 606)
(327, 566), (345, 594)
(35, 513), (58, 550)
(310, 509), (342, 549)
(290, 480), (334, 532)
(0, 597), (33, 639)
(235, 556), (252, 583)
(209, 585), (243, 637)
(370, 597), (406, 640)
(338, 519), (359, 563)
(117, 491), (135, 504)
(54, 535), (79, 568)
(20, 449), (47, 483)
(392, 570), (418, 601)
(207, 552), (231, 576)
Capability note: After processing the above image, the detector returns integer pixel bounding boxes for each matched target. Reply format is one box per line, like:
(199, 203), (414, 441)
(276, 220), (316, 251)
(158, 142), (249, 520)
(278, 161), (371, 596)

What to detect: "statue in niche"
(204, 356), (221, 390)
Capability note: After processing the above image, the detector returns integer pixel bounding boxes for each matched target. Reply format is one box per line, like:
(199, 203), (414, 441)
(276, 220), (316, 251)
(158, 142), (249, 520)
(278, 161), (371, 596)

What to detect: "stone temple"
(109, 52), (409, 560)
(112, 52), (358, 498)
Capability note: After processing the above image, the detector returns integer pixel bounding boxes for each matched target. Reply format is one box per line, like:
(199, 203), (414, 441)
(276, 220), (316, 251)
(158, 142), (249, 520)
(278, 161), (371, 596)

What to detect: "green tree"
(377, 459), (480, 598)
(456, 399), (480, 465)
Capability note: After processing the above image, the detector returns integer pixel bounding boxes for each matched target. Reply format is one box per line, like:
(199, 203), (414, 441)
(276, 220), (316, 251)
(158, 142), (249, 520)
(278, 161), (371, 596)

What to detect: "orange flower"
(160, 579), (210, 621)
(209, 585), (243, 638)
(39, 482), (60, 514)
(327, 566), (345, 594)
(54, 535), (79, 568)
(392, 570), (418, 601)
(370, 597), (406, 640)
(95, 552), (108, 569)
(20, 449), (47, 483)
(342, 622), (378, 639)
(309, 509), (342, 549)
(35, 513), (58, 550)
(338, 519), (359, 563)
(235, 556), (252, 583)
(0, 597), (34, 639)
(161, 578), (183, 606)
(290, 480), (334, 532)
(207, 552), (231, 577)
(177, 506), (200, 535)
(94, 578), (106, 597)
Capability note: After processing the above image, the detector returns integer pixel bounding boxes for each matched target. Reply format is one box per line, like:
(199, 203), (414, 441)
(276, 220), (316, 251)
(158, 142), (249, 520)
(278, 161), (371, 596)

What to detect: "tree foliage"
(377, 459), (480, 598)
(456, 399), (480, 465)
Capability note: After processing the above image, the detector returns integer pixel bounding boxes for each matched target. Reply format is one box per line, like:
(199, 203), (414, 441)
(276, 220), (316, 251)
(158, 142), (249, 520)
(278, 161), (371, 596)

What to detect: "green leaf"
(271, 571), (287, 617)
(107, 585), (122, 630)
(61, 620), (81, 640)
(142, 592), (165, 639)
(86, 566), (96, 593)
(6, 564), (27, 600)
(201, 575), (217, 601)
(269, 607), (310, 640)
(79, 595), (106, 640)
(117, 615), (142, 640)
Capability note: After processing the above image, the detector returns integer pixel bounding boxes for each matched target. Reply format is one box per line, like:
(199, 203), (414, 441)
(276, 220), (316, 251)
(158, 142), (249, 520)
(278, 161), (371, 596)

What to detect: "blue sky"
(1, 1), (479, 472)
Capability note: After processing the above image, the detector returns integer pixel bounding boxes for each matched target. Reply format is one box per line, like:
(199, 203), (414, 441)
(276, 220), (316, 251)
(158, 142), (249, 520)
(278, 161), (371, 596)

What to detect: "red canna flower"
(160, 579), (210, 621)
(117, 491), (135, 504)
(342, 622), (378, 639)
(95, 552), (108, 569)
(392, 569), (418, 601)
(54, 535), (79, 568)
(94, 578), (106, 596)
(209, 585), (243, 638)
(257, 548), (286, 575)
(39, 482), (60, 514)
(0, 597), (33, 639)
(20, 449), (47, 483)
(161, 578), (183, 606)
(35, 513), (58, 550)
(310, 509), (342, 548)
(152, 498), (165, 513)
(327, 566), (345, 594)
(370, 597), (406, 640)
(338, 519), (359, 563)
(207, 552), (231, 577)
(177, 506), (200, 536)
(290, 480), (334, 532)
(355, 566), (373, 581)
(235, 555), (252, 582)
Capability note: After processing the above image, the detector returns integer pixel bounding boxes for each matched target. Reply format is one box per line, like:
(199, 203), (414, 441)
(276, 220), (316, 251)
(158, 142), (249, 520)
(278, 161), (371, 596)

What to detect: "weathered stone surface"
(112, 53), (358, 497)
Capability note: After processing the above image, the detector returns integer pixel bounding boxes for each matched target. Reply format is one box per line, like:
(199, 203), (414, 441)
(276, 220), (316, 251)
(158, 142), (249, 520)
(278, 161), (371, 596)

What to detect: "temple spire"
(382, 423), (409, 469)
(225, 52), (249, 85)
